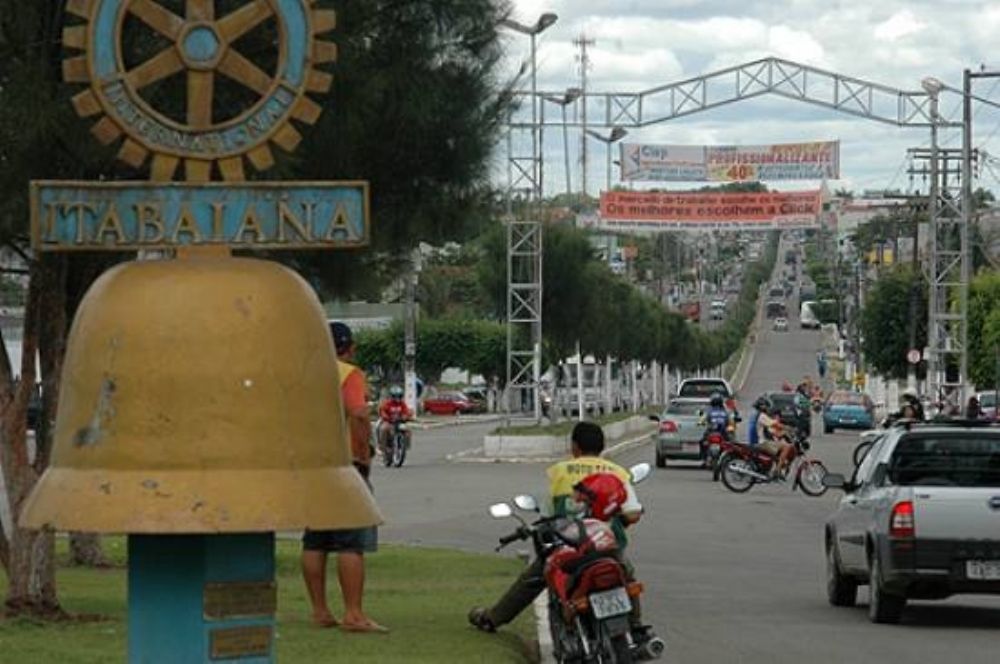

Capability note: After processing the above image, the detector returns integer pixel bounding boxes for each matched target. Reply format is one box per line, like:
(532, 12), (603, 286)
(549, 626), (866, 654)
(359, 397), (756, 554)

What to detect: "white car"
(773, 317), (788, 332)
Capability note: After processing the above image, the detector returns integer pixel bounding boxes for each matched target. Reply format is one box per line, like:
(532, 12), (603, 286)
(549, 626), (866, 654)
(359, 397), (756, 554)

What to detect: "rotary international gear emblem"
(61, 0), (336, 182)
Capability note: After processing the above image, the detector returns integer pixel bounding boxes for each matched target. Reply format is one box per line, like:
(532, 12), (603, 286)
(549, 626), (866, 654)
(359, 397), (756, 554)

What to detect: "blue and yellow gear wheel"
(62, 0), (336, 182)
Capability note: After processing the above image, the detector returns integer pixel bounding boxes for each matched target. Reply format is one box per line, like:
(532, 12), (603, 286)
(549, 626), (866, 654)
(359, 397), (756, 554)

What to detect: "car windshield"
(666, 401), (703, 416)
(888, 434), (1000, 487)
(828, 392), (866, 406)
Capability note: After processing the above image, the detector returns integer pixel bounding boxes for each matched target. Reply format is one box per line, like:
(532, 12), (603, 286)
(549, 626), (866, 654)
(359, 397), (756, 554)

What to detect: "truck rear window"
(678, 381), (730, 398)
(888, 435), (1000, 487)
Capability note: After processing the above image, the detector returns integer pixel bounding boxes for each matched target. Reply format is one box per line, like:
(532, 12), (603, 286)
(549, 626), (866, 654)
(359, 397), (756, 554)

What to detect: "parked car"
(975, 391), (997, 420)
(822, 419), (1000, 623)
(461, 386), (490, 413)
(422, 391), (477, 415)
(772, 317), (788, 332)
(649, 398), (708, 467)
(760, 390), (810, 437)
(823, 390), (875, 433)
(709, 300), (726, 320)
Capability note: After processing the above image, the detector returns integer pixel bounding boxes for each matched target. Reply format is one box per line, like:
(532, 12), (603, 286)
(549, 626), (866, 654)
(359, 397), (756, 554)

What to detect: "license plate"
(966, 560), (1000, 580)
(682, 442), (700, 453)
(589, 587), (632, 619)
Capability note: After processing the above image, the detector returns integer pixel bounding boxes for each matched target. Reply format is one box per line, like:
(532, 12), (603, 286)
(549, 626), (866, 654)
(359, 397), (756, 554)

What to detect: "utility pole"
(574, 34), (594, 197)
(403, 250), (420, 413)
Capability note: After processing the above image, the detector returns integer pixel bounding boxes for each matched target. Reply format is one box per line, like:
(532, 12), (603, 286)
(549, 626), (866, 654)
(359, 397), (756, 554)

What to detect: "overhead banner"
(598, 190), (822, 231)
(620, 141), (840, 182)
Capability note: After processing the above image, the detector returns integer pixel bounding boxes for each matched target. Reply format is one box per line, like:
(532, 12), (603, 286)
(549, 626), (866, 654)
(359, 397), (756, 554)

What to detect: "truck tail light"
(889, 501), (915, 538)
(659, 420), (677, 433)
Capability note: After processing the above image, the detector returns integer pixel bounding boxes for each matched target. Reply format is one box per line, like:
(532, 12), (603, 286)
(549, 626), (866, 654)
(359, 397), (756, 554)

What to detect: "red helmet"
(573, 473), (627, 521)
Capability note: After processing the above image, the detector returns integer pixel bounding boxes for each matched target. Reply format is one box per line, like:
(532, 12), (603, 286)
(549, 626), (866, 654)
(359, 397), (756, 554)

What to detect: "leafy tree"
(0, 0), (515, 617)
(967, 270), (1000, 389)
(859, 264), (927, 379)
(353, 317), (505, 387)
(289, 0), (515, 298)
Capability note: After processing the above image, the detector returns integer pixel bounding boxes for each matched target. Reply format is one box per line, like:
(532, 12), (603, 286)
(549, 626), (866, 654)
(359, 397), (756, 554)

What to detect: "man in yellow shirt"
(301, 322), (387, 634)
(469, 421), (646, 636)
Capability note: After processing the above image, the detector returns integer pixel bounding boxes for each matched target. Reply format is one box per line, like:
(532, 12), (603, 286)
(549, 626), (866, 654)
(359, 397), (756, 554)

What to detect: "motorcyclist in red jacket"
(377, 386), (412, 456)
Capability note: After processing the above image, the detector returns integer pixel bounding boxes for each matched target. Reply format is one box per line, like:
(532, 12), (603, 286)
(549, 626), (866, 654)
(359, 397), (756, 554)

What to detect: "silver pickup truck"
(822, 420), (1000, 623)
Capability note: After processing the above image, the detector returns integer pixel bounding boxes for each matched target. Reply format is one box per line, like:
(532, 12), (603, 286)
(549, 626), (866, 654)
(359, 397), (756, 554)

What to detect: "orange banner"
(599, 190), (822, 230)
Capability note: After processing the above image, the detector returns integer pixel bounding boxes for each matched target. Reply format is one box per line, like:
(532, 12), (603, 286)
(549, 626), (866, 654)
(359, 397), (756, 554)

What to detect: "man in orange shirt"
(301, 322), (387, 634)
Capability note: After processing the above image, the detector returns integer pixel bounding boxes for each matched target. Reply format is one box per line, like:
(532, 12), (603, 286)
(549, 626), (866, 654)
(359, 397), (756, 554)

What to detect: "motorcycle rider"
(899, 388), (925, 421)
(883, 388), (925, 426)
(700, 391), (733, 466)
(468, 421), (658, 653)
(377, 386), (412, 457)
(750, 396), (795, 479)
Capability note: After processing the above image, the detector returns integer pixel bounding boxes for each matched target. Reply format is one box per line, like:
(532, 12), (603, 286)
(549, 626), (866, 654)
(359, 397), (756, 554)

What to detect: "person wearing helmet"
(699, 391), (734, 465)
(750, 395), (794, 479)
(469, 421), (657, 648)
(899, 388), (925, 421)
(704, 392), (733, 434)
(377, 385), (412, 458)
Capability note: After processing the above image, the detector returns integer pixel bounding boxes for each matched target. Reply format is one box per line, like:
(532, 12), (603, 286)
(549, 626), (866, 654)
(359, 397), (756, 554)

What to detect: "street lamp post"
(584, 126), (628, 191)
(542, 87), (582, 196)
(501, 12), (557, 421)
(501, 12), (558, 205)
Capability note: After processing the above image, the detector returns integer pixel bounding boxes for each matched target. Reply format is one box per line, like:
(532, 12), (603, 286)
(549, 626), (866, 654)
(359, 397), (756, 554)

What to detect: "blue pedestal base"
(128, 533), (276, 663)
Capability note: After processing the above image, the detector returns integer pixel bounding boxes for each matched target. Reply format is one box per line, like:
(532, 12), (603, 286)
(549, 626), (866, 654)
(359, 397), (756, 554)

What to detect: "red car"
(422, 392), (475, 415)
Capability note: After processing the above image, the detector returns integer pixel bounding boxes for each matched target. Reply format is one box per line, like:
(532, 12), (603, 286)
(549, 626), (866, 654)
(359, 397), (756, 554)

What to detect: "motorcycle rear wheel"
(720, 455), (757, 493)
(589, 623), (633, 664)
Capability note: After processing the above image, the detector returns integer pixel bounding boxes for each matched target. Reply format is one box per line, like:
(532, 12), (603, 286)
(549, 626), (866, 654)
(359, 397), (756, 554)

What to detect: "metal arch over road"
(524, 57), (949, 129)
(509, 55), (973, 413)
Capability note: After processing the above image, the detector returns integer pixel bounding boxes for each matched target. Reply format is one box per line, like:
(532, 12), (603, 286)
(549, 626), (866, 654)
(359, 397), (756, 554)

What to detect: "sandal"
(468, 607), (496, 633)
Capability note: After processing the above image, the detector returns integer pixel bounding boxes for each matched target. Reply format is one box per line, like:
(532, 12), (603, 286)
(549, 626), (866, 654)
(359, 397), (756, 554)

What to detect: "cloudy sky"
(501, 0), (1000, 198)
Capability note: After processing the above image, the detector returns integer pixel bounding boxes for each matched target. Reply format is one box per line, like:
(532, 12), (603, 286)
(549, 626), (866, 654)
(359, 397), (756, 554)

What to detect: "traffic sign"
(906, 348), (922, 365)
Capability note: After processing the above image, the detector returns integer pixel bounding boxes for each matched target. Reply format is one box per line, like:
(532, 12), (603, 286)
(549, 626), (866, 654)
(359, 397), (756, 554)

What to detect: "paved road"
(375, 331), (1000, 664)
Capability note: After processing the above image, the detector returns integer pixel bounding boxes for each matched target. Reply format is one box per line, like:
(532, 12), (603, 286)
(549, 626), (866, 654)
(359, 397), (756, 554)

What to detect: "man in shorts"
(301, 321), (387, 634)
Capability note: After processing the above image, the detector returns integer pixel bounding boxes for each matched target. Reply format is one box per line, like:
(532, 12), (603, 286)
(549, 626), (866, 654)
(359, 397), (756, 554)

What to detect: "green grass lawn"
(0, 538), (538, 663)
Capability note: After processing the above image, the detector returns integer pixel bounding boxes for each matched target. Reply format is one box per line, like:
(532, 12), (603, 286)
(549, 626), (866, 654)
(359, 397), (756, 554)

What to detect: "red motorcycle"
(704, 420), (738, 480)
(488, 464), (664, 663)
(717, 429), (828, 496)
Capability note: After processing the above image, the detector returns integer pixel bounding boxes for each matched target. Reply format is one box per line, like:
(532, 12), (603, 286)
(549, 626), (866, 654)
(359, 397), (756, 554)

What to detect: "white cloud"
(506, 0), (1000, 196)
(873, 10), (925, 42)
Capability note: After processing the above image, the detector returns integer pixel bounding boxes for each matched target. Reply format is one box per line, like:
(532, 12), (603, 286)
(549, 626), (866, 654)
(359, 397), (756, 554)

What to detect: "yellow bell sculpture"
(20, 256), (382, 533)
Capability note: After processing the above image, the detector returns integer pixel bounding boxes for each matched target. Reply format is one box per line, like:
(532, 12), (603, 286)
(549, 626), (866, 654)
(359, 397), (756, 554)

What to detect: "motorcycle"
(488, 463), (664, 663)
(717, 428), (828, 496)
(709, 430), (742, 482)
(703, 425), (734, 481)
(381, 419), (410, 468)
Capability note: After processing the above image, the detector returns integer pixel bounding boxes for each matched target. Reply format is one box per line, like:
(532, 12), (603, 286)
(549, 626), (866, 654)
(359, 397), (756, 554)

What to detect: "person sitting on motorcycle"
(702, 392), (733, 437)
(884, 388), (925, 426)
(468, 421), (657, 651)
(750, 396), (795, 479)
(699, 392), (734, 465)
(377, 386), (412, 456)
(899, 388), (925, 421)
